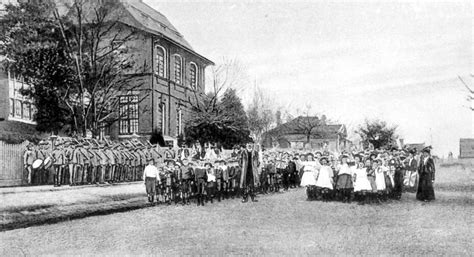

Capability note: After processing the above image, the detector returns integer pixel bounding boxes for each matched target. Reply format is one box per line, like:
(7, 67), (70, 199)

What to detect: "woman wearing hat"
(335, 154), (354, 203)
(417, 147), (435, 202)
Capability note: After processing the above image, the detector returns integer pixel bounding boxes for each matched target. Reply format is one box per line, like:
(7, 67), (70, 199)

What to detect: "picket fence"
(0, 141), (29, 187)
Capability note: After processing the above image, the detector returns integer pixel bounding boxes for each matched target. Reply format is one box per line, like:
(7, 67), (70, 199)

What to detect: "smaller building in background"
(459, 138), (474, 159)
(404, 143), (426, 153)
(262, 116), (348, 152)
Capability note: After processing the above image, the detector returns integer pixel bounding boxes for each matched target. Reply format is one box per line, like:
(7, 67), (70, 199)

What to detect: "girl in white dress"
(315, 157), (334, 201)
(353, 161), (372, 204)
(300, 153), (320, 200)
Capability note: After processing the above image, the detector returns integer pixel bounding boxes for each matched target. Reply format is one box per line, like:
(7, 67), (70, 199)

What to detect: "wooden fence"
(0, 141), (28, 187)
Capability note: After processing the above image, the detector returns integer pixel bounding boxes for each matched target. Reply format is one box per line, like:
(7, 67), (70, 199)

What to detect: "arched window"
(173, 54), (182, 84)
(189, 62), (198, 90)
(155, 45), (166, 78)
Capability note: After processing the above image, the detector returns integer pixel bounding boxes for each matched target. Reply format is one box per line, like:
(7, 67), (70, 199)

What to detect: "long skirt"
(145, 177), (156, 195)
(404, 170), (418, 193)
(416, 172), (435, 201)
(384, 174), (393, 190)
(336, 174), (353, 189)
(354, 177), (372, 192)
(367, 176), (377, 191)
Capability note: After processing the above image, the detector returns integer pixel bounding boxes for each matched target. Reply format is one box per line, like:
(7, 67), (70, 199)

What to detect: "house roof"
(265, 116), (346, 139)
(56, 0), (213, 65)
(404, 143), (425, 151)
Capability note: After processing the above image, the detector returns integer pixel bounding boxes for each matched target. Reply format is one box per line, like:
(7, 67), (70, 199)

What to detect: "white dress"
(300, 161), (319, 186)
(315, 165), (334, 189)
(353, 167), (372, 192)
(374, 167), (386, 191)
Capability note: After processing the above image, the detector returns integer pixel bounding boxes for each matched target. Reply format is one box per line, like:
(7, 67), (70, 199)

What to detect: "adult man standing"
(240, 144), (259, 203)
(417, 147), (435, 202)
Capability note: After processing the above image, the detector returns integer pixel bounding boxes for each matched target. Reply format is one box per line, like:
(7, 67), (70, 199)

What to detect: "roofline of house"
(156, 33), (214, 66)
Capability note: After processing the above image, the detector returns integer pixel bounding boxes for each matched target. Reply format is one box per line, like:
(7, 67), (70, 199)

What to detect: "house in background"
(262, 116), (348, 152)
(0, 0), (43, 143)
(459, 138), (474, 159)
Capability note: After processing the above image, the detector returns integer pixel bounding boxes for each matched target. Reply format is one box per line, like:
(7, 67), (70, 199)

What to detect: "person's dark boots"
(242, 194), (248, 203)
(251, 194), (258, 202)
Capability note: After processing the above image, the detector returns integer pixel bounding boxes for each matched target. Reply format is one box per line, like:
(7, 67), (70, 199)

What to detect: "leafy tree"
(356, 119), (398, 149)
(0, 1), (74, 133)
(185, 59), (251, 148)
(219, 88), (252, 148)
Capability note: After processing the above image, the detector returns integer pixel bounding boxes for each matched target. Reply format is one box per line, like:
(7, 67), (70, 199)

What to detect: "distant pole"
(458, 75), (474, 136)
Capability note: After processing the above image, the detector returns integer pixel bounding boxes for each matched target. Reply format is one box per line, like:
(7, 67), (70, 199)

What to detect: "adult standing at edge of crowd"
(417, 147), (436, 202)
(240, 144), (259, 203)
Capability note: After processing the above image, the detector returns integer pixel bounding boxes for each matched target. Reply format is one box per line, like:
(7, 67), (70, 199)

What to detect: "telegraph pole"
(458, 75), (474, 136)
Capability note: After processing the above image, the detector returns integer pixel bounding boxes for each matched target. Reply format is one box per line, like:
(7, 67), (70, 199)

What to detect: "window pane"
(9, 98), (14, 116)
(15, 100), (22, 117)
(23, 103), (30, 120)
(130, 119), (138, 134)
(156, 46), (165, 77)
(190, 64), (197, 89)
(174, 55), (182, 84)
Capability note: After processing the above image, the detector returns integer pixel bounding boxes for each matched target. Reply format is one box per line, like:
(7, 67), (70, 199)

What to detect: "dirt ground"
(0, 164), (472, 256)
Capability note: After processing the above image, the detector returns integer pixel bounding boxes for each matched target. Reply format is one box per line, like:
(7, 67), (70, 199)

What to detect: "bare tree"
(295, 104), (325, 144)
(458, 75), (473, 111)
(53, 0), (149, 137)
(191, 57), (247, 112)
(247, 85), (275, 143)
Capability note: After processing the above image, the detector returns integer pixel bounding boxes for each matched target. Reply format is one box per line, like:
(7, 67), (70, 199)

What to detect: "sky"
(144, 0), (473, 156)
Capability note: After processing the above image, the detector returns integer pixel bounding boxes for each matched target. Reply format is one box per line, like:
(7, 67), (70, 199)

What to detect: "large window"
(8, 71), (35, 123)
(189, 63), (198, 90)
(119, 95), (139, 135)
(155, 45), (166, 78)
(173, 55), (182, 84)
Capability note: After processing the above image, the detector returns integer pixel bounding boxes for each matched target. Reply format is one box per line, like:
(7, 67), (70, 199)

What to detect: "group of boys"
(23, 139), (162, 187)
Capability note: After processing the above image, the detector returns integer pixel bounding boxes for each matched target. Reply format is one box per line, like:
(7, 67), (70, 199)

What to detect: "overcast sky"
(144, 0), (472, 156)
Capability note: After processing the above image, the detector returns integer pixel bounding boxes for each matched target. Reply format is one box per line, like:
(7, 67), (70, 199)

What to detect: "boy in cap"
(143, 158), (160, 203)
(194, 163), (208, 206)
(179, 159), (194, 205)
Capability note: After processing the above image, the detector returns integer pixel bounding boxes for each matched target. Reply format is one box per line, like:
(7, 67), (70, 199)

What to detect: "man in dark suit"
(417, 147), (435, 202)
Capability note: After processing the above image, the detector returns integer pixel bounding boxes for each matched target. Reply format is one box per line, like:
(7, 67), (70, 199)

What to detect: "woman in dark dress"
(416, 147), (435, 202)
